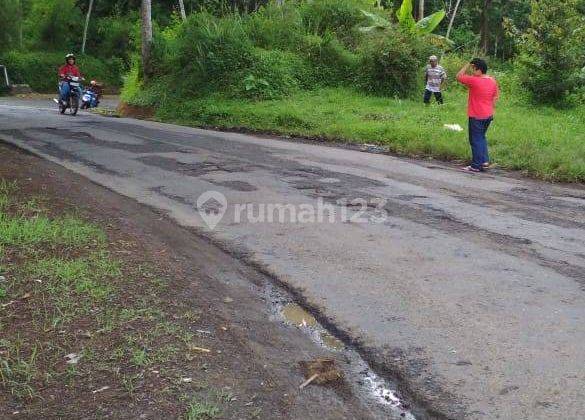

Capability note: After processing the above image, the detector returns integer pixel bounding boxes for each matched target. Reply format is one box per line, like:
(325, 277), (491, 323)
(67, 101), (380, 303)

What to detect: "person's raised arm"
(457, 63), (471, 81)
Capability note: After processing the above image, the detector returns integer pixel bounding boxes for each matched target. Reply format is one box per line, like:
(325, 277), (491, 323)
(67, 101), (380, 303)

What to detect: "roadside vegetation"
(0, 179), (227, 417)
(154, 87), (585, 181)
(121, 0), (584, 182)
(1, 0), (584, 181)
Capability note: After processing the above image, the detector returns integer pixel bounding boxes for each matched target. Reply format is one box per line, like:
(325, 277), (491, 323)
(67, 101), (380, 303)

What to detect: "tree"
(445, 0), (462, 41)
(479, 0), (492, 53)
(0, 0), (22, 51)
(519, 0), (582, 104)
(178, 0), (187, 20)
(25, 0), (83, 51)
(141, 0), (153, 80)
(82, 0), (95, 54)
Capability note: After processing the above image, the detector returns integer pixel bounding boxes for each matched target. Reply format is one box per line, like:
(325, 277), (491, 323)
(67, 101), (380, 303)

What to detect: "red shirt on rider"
(58, 63), (81, 79)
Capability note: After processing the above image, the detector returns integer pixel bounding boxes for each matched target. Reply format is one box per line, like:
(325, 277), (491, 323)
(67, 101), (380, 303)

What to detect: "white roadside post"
(0, 65), (10, 88)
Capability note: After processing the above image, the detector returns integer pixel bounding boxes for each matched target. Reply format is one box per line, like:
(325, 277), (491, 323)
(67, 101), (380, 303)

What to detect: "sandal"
(461, 165), (482, 173)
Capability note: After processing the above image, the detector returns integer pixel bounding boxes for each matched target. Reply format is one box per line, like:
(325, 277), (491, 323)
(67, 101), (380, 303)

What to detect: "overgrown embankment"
(121, 1), (585, 182)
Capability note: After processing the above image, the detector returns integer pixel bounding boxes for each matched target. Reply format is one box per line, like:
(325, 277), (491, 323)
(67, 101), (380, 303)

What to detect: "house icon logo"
(196, 191), (227, 230)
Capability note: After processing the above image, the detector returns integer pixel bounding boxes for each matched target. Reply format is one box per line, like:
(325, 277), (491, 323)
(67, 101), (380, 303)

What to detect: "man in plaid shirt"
(423, 55), (447, 105)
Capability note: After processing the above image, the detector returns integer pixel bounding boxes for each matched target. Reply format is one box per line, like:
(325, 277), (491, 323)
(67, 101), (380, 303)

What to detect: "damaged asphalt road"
(1, 99), (585, 419)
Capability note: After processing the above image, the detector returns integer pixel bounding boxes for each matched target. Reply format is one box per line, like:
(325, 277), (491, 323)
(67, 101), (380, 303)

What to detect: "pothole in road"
(265, 287), (416, 419)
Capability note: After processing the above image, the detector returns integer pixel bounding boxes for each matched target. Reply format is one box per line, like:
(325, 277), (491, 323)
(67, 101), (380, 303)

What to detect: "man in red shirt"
(456, 58), (499, 173)
(58, 53), (82, 104)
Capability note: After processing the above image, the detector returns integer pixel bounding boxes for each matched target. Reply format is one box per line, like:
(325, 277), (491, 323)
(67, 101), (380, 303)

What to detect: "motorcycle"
(58, 76), (82, 116)
(80, 88), (99, 109)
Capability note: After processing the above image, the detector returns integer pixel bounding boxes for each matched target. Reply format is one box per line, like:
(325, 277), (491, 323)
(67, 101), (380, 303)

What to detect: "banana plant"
(361, 0), (446, 36)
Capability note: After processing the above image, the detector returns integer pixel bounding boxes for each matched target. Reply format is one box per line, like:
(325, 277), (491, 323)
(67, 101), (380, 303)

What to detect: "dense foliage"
(2, 51), (124, 92)
(0, 0), (583, 101)
(123, 1), (435, 105)
(519, 0), (585, 105)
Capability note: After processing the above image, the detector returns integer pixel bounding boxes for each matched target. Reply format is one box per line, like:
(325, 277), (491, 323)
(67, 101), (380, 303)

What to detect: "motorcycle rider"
(88, 80), (102, 106)
(58, 53), (82, 104)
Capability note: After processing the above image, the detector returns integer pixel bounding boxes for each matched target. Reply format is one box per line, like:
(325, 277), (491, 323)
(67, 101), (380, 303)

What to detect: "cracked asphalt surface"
(1, 98), (585, 419)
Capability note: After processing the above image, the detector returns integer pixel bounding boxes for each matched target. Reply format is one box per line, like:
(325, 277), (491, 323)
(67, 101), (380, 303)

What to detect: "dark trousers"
(468, 117), (493, 170)
(424, 89), (443, 104)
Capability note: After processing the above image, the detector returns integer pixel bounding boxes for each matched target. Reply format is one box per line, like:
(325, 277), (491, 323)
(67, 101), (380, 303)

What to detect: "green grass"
(0, 215), (105, 248)
(185, 399), (220, 420)
(0, 338), (38, 399)
(0, 180), (231, 416)
(153, 87), (585, 182)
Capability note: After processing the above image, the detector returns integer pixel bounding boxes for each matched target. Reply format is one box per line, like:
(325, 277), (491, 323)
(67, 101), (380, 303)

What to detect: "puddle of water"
(281, 303), (317, 327)
(268, 287), (414, 419)
(321, 332), (344, 351)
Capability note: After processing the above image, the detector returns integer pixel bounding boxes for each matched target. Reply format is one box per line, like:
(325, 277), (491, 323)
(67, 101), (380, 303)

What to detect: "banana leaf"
(360, 10), (391, 29)
(396, 0), (416, 29)
(415, 10), (446, 35)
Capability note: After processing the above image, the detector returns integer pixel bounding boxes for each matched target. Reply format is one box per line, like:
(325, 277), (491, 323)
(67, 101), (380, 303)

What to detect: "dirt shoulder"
(0, 143), (381, 419)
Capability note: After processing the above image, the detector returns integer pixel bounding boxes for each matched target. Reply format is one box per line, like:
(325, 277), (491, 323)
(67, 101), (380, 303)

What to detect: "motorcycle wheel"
(59, 100), (66, 114)
(71, 95), (79, 116)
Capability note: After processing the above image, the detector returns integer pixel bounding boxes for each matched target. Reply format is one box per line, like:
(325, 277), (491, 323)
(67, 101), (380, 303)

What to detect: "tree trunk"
(445, 0), (462, 40)
(81, 0), (95, 54)
(17, 0), (23, 49)
(178, 0), (187, 21)
(141, 0), (153, 81)
(418, 0), (424, 20)
(479, 0), (492, 54)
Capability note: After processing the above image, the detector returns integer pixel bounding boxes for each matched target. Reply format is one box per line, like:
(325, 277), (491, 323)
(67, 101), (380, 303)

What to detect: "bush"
(0, 0), (22, 53)
(24, 0), (82, 51)
(1, 51), (123, 92)
(92, 15), (136, 63)
(175, 13), (255, 93)
(245, 2), (305, 51)
(300, 0), (366, 45)
(240, 48), (310, 99)
(302, 34), (359, 86)
(357, 30), (431, 97)
(518, 0), (583, 105)
(126, 5), (436, 103)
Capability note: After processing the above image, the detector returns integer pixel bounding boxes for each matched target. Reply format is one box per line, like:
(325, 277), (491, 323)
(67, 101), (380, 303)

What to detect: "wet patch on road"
(263, 284), (416, 419)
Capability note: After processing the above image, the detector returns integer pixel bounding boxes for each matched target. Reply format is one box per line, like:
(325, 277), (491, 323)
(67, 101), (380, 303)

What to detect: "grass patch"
(185, 399), (221, 420)
(0, 181), (226, 415)
(153, 87), (585, 182)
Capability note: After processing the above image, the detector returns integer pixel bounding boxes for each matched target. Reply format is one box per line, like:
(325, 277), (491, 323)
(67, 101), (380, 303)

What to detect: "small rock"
(181, 377), (192, 383)
(223, 297), (234, 303)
